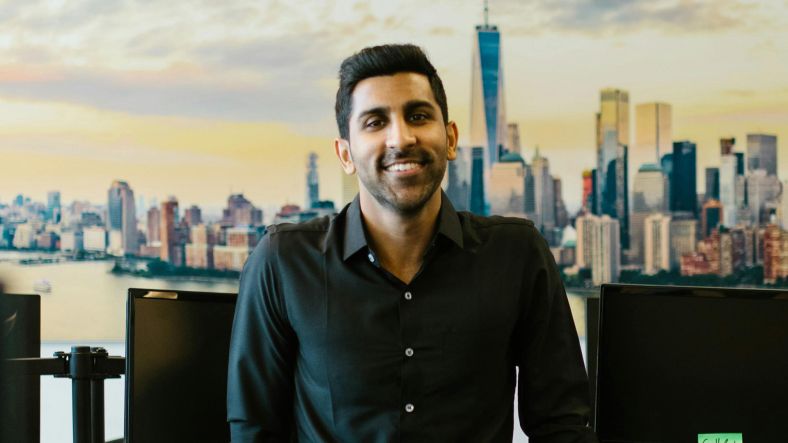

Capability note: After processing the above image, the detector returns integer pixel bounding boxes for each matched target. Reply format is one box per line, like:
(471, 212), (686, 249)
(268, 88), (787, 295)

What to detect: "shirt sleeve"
(227, 231), (297, 443)
(515, 230), (598, 443)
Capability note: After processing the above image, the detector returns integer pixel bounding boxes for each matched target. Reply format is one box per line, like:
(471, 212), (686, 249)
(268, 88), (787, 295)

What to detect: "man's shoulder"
(265, 215), (333, 236)
(459, 211), (539, 237)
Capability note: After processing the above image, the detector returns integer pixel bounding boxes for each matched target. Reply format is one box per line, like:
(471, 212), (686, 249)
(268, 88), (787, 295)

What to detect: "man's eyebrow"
(356, 106), (390, 122)
(403, 100), (437, 113)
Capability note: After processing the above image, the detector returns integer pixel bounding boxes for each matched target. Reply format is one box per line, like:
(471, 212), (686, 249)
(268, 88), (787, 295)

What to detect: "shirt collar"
(341, 190), (465, 262)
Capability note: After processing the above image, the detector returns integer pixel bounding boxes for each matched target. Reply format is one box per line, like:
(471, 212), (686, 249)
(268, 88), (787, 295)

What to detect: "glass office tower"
(596, 88), (630, 250)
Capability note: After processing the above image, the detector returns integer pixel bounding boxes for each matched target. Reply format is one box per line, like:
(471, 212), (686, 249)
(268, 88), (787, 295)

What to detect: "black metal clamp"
(6, 346), (125, 443)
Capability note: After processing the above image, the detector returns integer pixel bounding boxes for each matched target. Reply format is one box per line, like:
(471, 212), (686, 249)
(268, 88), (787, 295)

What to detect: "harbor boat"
(33, 279), (52, 293)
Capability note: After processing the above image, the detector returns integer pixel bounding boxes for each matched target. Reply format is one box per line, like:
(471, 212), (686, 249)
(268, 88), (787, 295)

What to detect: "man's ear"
(446, 121), (459, 161)
(334, 138), (356, 174)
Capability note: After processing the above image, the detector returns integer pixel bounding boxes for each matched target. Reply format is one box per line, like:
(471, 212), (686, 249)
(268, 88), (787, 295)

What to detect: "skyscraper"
(634, 102), (672, 166)
(107, 180), (138, 255)
(630, 163), (668, 265)
(470, 6), (506, 165)
(47, 191), (61, 223)
(506, 123), (521, 155)
(532, 149), (555, 232)
(596, 88), (630, 250)
(746, 169), (782, 225)
(160, 197), (180, 266)
(719, 154), (738, 227)
(306, 152), (319, 208)
(747, 134), (777, 176)
(470, 3), (506, 211)
(488, 152), (526, 216)
(644, 213), (671, 275)
(671, 141), (698, 217)
(469, 146), (486, 215)
(705, 167), (720, 201)
(581, 170), (594, 213)
(701, 199), (723, 238)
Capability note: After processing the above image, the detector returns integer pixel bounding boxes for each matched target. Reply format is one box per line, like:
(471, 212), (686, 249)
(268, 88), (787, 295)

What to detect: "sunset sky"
(1, 0), (787, 216)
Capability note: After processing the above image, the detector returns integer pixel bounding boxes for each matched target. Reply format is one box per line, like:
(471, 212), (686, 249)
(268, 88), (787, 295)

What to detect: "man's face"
(335, 72), (457, 215)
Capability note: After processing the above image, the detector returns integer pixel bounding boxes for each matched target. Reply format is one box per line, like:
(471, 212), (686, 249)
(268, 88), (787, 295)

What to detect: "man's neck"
(359, 191), (442, 284)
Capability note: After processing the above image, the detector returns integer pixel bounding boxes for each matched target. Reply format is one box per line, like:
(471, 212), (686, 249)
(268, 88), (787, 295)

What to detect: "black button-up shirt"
(227, 194), (596, 442)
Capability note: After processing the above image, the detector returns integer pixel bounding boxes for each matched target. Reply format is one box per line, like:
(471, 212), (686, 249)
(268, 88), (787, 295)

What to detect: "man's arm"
(515, 232), (597, 443)
(227, 232), (296, 442)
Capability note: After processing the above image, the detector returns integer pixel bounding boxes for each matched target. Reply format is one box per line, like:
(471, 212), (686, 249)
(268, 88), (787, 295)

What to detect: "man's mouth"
(385, 162), (423, 172)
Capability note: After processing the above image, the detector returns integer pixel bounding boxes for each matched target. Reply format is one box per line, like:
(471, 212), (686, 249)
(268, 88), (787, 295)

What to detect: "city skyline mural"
(0, 0), (786, 213)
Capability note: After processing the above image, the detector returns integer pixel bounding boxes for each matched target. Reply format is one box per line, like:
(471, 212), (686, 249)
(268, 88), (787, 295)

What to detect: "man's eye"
(365, 119), (384, 128)
(409, 113), (428, 122)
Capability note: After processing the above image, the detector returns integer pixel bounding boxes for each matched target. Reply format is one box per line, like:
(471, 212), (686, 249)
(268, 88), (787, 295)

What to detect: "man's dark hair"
(335, 44), (449, 140)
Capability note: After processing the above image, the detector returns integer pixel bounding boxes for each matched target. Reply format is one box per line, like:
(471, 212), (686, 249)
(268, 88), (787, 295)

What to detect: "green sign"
(698, 433), (743, 443)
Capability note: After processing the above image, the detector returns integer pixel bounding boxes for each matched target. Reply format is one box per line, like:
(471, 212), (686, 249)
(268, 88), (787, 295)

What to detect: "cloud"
(498, 0), (768, 36)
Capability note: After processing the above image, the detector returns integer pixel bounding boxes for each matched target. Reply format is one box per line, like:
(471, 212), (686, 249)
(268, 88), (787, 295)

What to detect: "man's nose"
(386, 117), (416, 149)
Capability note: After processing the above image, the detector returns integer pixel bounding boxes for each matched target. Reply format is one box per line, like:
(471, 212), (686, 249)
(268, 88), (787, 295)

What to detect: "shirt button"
(405, 347), (414, 357)
(405, 403), (415, 413)
(404, 291), (413, 300)
(367, 253), (375, 263)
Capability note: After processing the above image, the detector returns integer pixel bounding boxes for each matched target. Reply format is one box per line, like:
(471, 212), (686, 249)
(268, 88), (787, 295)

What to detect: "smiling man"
(227, 44), (596, 442)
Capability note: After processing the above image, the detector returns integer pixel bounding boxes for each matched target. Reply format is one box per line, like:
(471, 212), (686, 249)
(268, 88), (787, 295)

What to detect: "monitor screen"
(595, 284), (788, 443)
(0, 293), (40, 443)
(125, 288), (236, 443)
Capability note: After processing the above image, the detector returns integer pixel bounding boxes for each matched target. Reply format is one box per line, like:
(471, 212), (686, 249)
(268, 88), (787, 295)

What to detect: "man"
(228, 44), (596, 442)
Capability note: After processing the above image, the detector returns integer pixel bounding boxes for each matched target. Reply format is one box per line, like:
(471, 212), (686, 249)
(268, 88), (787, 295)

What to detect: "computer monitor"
(0, 293), (40, 443)
(595, 284), (788, 443)
(125, 288), (237, 443)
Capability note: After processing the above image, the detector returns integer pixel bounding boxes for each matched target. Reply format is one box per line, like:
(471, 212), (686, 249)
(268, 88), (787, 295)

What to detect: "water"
(1, 251), (589, 442)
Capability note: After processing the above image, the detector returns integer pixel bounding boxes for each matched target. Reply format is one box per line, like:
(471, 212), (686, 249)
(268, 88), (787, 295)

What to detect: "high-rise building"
(47, 191), (61, 223)
(747, 169), (782, 226)
(644, 213), (671, 275)
(532, 149), (555, 232)
(107, 180), (138, 255)
(489, 153), (526, 216)
(506, 123), (521, 154)
(630, 163), (668, 264)
(213, 227), (259, 272)
(469, 4), (506, 172)
(183, 205), (202, 227)
(146, 206), (160, 246)
(306, 152), (319, 208)
(763, 224), (788, 284)
(574, 215), (594, 269)
(705, 167), (720, 201)
(671, 141), (697, 217)
(670, 217), (697, 269)
(446, 146), (470, 211)
(747, 134), (777, 176)
(185, 224), (215, 269)
(634, 102), (672, 167)
(160, 197), (180, 266)
(720, 153), (738, 227)
(469, 147), (486, 215)
(581, 170), (594, 213)
(596, 88), (630, 250)
(701, 199), (723, 238)
(781, 181), (788, 230)
(222, 194), (263, 227)
(720, 137), (735, 156)
(592, 215), (621, 285)
(554, 177), (568, 229)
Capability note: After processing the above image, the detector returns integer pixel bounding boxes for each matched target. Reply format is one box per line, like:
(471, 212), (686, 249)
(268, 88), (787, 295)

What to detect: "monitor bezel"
(124, 287), (237, 443)
(594, 283), (788, 438)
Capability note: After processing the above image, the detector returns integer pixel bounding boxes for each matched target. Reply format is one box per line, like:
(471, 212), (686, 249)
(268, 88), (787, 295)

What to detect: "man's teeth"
(388, 162), (420, 172)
